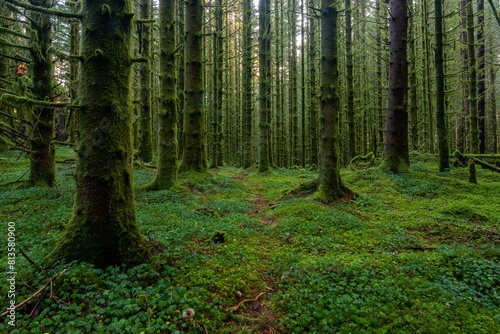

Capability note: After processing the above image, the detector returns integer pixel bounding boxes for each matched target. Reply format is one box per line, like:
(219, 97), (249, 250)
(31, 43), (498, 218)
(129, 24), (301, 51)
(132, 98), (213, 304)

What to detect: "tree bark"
(434, 0), (450, 171)
(477, 0), (485, 154)
(345, 0), (355, 159)
(138, 0), (153, 162)
(180, 0), (207, 172)
(242, 0), (253, 168)
(52, 0), (150, 268)
(467, 0), (479, 154)
(29, 0), (55, 187)
(145, 0), (178, 190)
(258, 0), (271, 172)
(381, 0), (410, 173)
(316, 0), (352, 201)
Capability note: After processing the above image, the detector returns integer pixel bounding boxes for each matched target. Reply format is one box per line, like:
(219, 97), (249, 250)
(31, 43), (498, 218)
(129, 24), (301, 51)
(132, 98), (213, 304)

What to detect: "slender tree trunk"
(177, 0), (185, 160)
(467, 0), (480, 154)
(408, 0), (418, 151)
(258, 0), (271, 172)
(308, 0), (318, 166)
(138, 0), (153, 162)
(211, 0), (223, 168)
(376, 0), (386, 157)
(458, 0), (469, 153)
(242, 0), (253, 168)
(145, 0), (178, 189)
(68, 0), (80, 144)
(477, 0), (486, 153)
(29, 0), (55, 187)
(316, 0), (352, 202)
(489, 47), (498, 153)
(289, 0), (298, 166)
(345, 0), (355, 159)
(180, 0), (207, 172)
(382, 0), (409, 172)
(434, 0), (450, 171)
(300, 0), (306, 167)
(52, 0), (150, 268)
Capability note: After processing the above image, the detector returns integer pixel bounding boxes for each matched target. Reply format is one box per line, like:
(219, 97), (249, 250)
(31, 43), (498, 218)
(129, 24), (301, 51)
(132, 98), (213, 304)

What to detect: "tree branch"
(3, 0), (82, 19)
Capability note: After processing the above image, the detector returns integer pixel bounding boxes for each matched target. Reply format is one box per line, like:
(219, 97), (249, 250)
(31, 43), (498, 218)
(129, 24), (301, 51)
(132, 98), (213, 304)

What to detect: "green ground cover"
(1, 147), (499, 333)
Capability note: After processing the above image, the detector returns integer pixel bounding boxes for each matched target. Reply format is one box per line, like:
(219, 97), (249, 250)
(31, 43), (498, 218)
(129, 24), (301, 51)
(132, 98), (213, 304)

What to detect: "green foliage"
(1, 148), (499, 332)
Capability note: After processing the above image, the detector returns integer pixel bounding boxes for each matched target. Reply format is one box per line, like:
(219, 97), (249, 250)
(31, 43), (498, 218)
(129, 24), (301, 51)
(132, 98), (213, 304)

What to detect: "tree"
(242, 0), (253, 168)
(179, 0), (207, 172)
(211, 0), (223, 168)
(29, 0), (55, 187)
(477, 0), (486, 153)
(258, 0), (271, 172)
(381, 0), (409, 173)
(138, 0), (153, 162)
(316, 0), (352, 202)
(466, 0), (479, 154)
(434, 0), (449, 171)
(145, 0), (178, 189)
(308, 0), (319, 166)
(52, 0), (150, 268)
(345, 0), (355, 159)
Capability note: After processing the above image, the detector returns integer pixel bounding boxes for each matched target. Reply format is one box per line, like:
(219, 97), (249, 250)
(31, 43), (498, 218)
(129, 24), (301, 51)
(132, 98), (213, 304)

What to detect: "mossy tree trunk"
(242, 0), (253, 168)
(477, 0), (486, 154)
(467, 0), (480, 154)
(316, 0), (352, 202)
(434, 0), (449, 172)
(145, 0), (178, 190)
(138, 0), (153, 162)
(458, 0), (469, 153)
(489, 45), (498, 154)
(51, 0), (150, 268)
(258, 0), (271, 172)
(177, 0), (185, 160)
(381, 0), (409, 173)
(68, 0), (80, 144)
(288, 0), (298, 166)
(345, 0), (355, 160)
(29, 0), (55, 187)
(211, 0), (223, 168)
(308, 0), (318, 166)
(179, 0), (207, 172)
(408, 0), (418, 151)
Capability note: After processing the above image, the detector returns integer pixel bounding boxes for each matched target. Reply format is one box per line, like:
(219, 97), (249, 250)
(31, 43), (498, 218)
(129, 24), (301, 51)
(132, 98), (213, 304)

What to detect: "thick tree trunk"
(242, 0), (253, 168)
(145, 0), (178, 190)
(258, 0), (271, 172)
(180, 0), (207, 172)
(29, 0), (55, 187)
(138, 0), (153, 162)
(434, 0), (450, 172)
(52, 0), (150, 268)
(316, 0), (352, 202)
(381, 0), (409, 172)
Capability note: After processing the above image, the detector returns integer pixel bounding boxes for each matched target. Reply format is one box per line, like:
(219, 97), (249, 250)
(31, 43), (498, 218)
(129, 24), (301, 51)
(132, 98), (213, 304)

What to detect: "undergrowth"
(0, 147), (499, 333)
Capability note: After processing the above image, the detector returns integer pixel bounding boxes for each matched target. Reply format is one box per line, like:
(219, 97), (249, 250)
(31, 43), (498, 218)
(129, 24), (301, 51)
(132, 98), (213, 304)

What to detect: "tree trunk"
(52, 0), (150, 268)
(467, 0), (480, 153)
(138, 0), (153, 162)
(258, 0), (271, 172)
(316, 0), (352, 202)
(211, 0), (223, 168)
(308, 0), (318, 166)
(458, 0), (469, 153)
(381, 0), (410, 172)
(477, 0), (486, 154)
(434, 0), (450, 172)
(408, 0), (418, 151)
(145, 0), (178, 190)
(345, 0), (355, 159)
(242, 0), (253, 168)
(29, 0), (55, 187)
(180, 0), (207, 172)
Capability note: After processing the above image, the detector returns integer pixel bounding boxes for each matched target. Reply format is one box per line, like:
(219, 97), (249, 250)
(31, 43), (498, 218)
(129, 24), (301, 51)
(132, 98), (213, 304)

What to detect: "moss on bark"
(29, 0), (55, 187)
(51, 0), (150, 268)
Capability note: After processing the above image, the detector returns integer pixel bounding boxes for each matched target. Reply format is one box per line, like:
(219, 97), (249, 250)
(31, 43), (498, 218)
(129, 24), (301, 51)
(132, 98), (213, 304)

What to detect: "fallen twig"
(2, 269), (67, 317)
(228, 287), (274, 312)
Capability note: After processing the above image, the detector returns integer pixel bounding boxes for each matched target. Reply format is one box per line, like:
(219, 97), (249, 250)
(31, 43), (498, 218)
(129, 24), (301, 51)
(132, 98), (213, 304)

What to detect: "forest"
(0, 0), (499, 332)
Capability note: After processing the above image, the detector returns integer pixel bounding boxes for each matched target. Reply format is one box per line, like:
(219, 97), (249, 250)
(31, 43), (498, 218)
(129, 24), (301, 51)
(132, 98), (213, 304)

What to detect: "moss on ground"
(1, 147), (499, 332)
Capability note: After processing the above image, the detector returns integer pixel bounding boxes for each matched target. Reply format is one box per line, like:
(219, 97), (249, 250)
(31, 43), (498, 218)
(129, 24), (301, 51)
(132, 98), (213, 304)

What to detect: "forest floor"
(1, 147), (499, 333)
